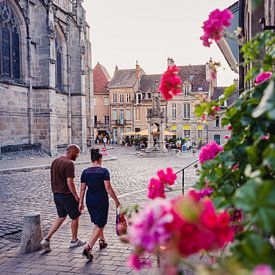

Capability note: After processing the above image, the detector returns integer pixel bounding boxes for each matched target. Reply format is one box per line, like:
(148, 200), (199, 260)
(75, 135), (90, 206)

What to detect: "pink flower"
(159, 65), (182, 101)
(261, 135), (269, 140)
(253, 265), (273, 275)
(224, 135), (230, 139)
(148, 178), (165, 199)
(211, 105), (221, 112)
(128, 199), (174, 252)
(199, 141), (223, 164)
(227, 125), (232, 130)
(255, 72), (272, 85)
(128, 254), (152, 270)
(157, 167), (177, 186)
(148, 168), (177, 199)
(201, 114), (207, 121)
(200, 9), (233, 47)
(232, 163), (239, 171)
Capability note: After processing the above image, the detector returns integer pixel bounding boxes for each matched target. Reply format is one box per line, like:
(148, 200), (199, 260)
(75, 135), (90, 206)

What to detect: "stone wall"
(0, 83), (29, 146)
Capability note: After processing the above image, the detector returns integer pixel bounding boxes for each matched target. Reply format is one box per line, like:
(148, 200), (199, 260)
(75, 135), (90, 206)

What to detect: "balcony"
(115, 119), (126, 125)
(95, 122), (109, 129)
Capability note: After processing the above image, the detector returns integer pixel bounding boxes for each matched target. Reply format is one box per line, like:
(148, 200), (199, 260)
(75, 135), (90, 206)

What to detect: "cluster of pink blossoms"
(148, 168), (177, 199)
(159, 65), (182, 100)
(200, 9), (233, 47)
(199, 141), (223, 164)
(128, 191), (234, 270)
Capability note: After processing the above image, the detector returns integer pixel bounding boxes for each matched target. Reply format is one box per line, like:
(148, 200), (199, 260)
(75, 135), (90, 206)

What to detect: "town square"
(0, 0), (274, 274)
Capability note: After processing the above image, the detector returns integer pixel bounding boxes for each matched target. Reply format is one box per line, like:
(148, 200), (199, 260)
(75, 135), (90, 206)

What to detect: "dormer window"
(136, 93), (142, 104)
(198, 87), (203, 91)
(147, 93), (151, 99)
(182, 82), (191, 96)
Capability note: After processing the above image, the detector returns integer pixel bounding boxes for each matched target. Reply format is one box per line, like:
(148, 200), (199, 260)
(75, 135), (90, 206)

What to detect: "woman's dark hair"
(90, 148), (102, 162)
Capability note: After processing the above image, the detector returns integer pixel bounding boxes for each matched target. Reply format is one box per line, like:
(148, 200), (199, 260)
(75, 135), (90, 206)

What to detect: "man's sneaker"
(40, 238), (51, 252)
(69, 239), (86, 248)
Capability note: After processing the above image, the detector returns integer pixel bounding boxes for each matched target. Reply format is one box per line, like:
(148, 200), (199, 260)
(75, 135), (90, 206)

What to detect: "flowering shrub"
(196, 29), (275, 272)
(159, 65), (182, 100)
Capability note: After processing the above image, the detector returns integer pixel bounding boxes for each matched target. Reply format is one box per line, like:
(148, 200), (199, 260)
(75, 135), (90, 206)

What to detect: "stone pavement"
(0, 187), (206, 275)
(0, 146), (201, 274)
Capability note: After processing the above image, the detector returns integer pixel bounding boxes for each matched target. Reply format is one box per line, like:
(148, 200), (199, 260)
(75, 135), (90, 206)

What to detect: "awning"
(197, 125), (203, 130)
(136, 129), (176, 136)
(171, 125), (177, 131)
(182, 125), (191, 130)
(122, 131), (136, 136)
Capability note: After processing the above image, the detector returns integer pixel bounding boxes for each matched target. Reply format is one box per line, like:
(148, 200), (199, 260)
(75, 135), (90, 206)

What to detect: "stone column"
(147, 122), (153, 149)
(20, 212), (42, 253)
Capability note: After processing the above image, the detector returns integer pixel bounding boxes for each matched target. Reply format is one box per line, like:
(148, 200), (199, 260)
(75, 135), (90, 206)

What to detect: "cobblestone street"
(0, 146), (200, 274)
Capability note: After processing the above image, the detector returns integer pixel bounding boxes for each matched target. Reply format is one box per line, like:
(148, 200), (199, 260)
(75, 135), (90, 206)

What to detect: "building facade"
(0, 0), (93, 155)
(108, 64), (145, 142)
(166, 61), (216, 146)
(93, 62), (110, 140)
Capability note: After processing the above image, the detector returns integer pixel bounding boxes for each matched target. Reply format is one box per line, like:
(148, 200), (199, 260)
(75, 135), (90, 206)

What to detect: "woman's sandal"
(82, 245), (93, 260)
(99, 239), (108, 250)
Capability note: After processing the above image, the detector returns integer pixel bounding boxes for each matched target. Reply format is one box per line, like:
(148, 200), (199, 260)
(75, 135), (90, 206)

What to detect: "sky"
(83, 0), (238, 86)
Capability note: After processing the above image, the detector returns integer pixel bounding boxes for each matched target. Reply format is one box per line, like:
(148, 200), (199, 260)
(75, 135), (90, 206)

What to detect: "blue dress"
(81, 167), (110, 228)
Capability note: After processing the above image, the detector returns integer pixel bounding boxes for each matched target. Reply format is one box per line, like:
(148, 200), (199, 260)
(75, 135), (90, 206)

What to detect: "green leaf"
(252, 79), (275, 118)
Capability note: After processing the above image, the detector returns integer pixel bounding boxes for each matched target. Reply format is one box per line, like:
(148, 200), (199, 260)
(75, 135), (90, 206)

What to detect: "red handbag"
(116, 208), (127, 236)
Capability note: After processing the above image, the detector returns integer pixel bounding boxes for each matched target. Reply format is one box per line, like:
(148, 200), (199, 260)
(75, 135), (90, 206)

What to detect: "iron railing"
(175, 159), (199, 195)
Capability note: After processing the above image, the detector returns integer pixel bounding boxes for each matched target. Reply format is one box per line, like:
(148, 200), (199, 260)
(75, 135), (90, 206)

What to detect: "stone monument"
(138, 81), (168, 157)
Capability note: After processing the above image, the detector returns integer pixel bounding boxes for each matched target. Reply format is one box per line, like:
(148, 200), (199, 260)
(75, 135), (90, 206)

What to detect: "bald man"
(41, 144), (85, 252)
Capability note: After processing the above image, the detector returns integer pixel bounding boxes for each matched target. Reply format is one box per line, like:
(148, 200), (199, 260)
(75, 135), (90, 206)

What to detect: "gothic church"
(0, 0), (94, 155)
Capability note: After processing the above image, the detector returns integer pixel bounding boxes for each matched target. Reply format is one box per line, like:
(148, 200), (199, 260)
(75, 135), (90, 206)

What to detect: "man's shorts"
(53, 193), (81, 220)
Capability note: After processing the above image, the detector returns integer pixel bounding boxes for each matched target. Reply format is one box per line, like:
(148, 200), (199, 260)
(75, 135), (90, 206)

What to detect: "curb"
(0, 156), (118, 175)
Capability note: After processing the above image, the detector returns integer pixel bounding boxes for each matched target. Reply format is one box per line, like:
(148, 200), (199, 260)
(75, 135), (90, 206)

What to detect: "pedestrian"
(79, 148), (121, 260)
(103, 136), (107, 148)
(40, 144), (85, 252)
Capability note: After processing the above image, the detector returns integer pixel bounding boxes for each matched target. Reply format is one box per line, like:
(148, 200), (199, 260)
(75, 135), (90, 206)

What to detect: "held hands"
(78, 202), (84, 213)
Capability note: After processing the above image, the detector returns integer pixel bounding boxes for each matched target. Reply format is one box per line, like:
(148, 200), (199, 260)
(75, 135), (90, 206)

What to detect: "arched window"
(55, 33), (63, 91)
(0, 2), (20, 80)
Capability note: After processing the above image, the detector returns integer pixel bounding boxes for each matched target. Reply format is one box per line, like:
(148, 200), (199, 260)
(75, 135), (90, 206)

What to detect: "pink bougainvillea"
(224, 135), (230, 139)
(254, 71), (272, 85)
(148, 168), (177, 199)
(200, 9), (233, 47)
(199, 141), (223, 164)
(159, 65), (182, 100)
(227, 125), (233, 131)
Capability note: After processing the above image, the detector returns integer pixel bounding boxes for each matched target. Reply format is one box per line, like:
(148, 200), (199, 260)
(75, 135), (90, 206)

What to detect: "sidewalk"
(0, 188), (207, 275)
(0, 146), (117, 174)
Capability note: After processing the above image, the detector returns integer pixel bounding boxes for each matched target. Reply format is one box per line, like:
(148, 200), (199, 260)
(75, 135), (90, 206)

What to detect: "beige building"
(135, 74), (166, 132)
(108, 64), (145, 142)
(166, 61), (216, 146)
(93, 63), (111, 140)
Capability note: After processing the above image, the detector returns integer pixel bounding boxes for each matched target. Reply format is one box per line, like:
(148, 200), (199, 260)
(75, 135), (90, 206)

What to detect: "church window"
(0, 2), (20, 80)
(55, 33), (63, 91)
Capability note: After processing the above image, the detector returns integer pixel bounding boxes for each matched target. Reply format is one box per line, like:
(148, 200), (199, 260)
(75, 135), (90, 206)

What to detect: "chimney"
(136, 60), (141, 80)
(167, 57), (175, 67)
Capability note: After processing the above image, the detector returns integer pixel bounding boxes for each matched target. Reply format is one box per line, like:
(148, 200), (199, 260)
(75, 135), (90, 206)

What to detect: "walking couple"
(40, 144), (121, 260)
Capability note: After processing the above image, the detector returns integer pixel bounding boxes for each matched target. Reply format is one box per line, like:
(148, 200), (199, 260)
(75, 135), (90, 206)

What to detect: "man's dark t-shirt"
(51, 156), (75, 194)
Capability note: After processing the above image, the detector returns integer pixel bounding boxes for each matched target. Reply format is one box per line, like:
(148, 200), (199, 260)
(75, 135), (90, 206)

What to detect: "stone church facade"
(0, 0), (94, 155)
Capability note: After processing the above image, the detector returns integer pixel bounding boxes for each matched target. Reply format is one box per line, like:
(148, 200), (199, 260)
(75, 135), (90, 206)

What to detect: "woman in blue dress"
(79, 148), (121, 260)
